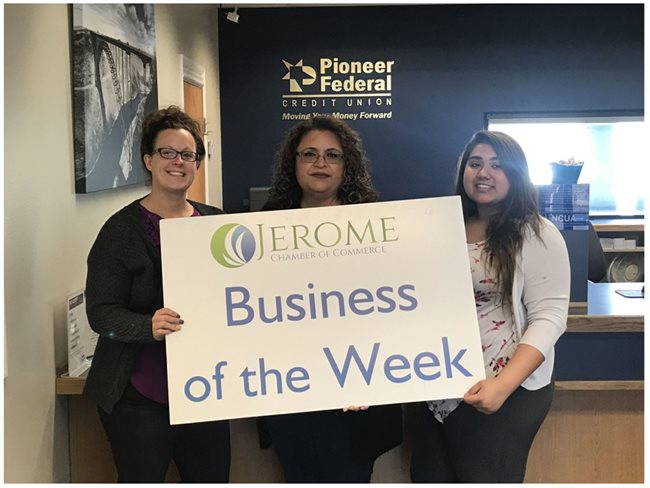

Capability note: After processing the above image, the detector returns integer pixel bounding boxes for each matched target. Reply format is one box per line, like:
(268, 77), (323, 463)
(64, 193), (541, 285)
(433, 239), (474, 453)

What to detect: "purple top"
(130, 203), (200, 404)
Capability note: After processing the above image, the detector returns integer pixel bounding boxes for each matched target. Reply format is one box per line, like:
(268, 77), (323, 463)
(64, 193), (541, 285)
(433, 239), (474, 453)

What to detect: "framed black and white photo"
(71, 4), (158, 193)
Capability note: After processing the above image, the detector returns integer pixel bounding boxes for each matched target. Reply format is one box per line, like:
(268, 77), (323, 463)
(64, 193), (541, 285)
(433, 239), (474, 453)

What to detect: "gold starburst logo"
(282, 59), (317, 93)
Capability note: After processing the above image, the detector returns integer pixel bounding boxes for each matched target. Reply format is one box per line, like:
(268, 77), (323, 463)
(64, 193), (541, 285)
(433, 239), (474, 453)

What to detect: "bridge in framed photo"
(71, 4), (158, 193)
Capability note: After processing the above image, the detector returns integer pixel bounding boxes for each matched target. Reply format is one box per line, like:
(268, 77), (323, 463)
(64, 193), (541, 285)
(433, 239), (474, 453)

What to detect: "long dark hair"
(454, 130), (542, 310)
(266, 116), (378, 208)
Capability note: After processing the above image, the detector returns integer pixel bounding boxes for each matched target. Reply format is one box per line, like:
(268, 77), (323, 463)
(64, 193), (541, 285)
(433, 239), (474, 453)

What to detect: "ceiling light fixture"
(226, 8), (239, 24)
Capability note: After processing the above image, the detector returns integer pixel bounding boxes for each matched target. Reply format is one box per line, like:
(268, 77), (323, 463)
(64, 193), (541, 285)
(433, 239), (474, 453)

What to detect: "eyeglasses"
(296, 149), (344, 165)
(154, 147), (201, 163)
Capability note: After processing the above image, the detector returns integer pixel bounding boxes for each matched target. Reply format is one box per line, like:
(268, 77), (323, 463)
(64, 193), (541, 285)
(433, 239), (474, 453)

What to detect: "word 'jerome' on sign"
(161, 197), (485, 425)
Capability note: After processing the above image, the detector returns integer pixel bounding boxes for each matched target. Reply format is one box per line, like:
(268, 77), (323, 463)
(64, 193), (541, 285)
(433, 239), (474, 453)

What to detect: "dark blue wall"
(218, 4), (643, 213)
(217, 4), (644, 382)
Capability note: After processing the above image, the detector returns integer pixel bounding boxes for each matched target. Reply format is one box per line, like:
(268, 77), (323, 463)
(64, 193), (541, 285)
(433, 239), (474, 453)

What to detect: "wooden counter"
(592, 218), (644, 233)
(524, 281), (644, 482)
(567, 282), (644, 334)
(56, 282), (644, 483)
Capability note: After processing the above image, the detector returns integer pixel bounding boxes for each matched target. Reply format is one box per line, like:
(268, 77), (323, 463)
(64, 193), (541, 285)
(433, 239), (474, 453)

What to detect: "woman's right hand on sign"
(152, 307), (183, 341)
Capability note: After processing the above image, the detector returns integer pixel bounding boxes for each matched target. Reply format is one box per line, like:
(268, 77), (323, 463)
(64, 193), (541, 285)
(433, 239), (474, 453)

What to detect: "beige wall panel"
(3, 4), (222, 482)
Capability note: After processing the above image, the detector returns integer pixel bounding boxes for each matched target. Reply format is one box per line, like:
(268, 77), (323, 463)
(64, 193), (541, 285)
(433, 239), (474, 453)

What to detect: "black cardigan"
(82, 198), (223, 413)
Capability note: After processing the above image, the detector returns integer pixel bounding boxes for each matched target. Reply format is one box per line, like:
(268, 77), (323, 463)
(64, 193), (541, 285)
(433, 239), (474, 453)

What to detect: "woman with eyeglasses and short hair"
(83, 106), (230, 482)
(259, 115), (403, 482)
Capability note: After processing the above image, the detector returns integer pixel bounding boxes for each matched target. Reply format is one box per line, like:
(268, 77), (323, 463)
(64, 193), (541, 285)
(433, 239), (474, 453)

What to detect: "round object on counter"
(607, 254), (644, 282)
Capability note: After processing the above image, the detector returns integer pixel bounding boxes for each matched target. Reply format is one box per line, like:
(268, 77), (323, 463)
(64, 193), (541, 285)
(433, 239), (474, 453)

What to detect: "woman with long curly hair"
(263, 115), (378, 209)
(260, 116), (401, 482)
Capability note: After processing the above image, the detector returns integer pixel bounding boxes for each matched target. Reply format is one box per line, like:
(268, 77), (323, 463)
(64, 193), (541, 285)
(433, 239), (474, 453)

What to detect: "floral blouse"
(427, 241), (519, 422)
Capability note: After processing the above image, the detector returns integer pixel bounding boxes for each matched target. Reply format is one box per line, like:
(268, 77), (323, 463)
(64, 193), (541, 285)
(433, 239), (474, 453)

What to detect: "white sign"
(67, 289), (99, 377)
(161, 197), (484, 425)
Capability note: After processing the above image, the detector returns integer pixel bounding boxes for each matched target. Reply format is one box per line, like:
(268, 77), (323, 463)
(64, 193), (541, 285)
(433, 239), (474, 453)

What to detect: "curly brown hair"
(140, 105), (205, 172)
(266, 116), (378, 208)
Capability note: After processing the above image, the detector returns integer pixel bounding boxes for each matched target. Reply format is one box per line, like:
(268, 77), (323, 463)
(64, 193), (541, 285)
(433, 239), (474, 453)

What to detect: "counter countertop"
(566, 282), (644, 332)
(584, 282), (644, 316)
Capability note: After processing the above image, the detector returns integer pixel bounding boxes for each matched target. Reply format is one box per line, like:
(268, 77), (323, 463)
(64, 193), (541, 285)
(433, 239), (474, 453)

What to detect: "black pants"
(410, 382), (554, 483)
(98, 383), (231, 483)
(265, 409), (374, 483)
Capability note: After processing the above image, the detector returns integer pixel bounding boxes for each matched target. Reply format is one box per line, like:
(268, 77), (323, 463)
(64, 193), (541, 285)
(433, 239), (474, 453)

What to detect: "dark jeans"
(98, 383), (231, 483)
(265, 409), (374, 483)
(410, 382), (554, 483)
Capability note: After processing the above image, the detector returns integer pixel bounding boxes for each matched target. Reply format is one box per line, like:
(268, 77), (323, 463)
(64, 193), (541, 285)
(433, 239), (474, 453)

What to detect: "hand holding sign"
(151, 307), (184, 341)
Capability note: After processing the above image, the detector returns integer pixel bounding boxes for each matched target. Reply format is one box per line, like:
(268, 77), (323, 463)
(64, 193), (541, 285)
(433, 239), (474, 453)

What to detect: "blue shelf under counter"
(555, 332), (643, 380)
(555, 282), (644, 382)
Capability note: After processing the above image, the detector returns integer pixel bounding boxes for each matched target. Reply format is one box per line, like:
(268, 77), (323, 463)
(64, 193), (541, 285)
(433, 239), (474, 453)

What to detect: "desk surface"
(587, 282), (645, 316)
(565, 282), (644, 333)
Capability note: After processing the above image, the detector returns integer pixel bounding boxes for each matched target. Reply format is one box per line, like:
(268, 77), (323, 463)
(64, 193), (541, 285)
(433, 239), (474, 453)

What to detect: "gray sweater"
(83, 197), (223, 413)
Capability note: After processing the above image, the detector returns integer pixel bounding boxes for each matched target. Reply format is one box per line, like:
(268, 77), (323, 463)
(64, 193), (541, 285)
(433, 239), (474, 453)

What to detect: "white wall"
(155, 4), (223, 207)
(3, 4), (222, 482)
